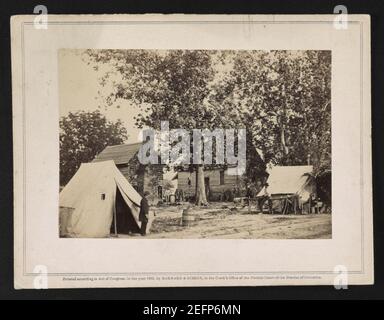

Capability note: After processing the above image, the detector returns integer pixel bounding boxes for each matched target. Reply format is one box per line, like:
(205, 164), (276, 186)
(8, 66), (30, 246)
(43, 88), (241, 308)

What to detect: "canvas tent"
(59, 160), (142, 238)
(257, 165), (316, 213)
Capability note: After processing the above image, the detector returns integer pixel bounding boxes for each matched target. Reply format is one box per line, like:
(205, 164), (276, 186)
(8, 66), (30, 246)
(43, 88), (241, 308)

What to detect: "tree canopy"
(220, 50), (331, 175)
(83, 49), (331, 202)
(60, 110), (128, 185)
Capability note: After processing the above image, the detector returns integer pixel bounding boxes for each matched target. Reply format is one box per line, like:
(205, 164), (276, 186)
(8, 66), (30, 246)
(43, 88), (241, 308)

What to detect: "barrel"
(181, 208), (196, 227)
(59, 206), (74, 237)
(169, 194), (176, 204)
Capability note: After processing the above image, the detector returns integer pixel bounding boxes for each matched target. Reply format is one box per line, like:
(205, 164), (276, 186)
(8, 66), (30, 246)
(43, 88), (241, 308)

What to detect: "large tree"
(85, 50), (241, 205)
(223, 50), (331, 175)
(60, 110), (128, 186)
(84, 49), (331, 203)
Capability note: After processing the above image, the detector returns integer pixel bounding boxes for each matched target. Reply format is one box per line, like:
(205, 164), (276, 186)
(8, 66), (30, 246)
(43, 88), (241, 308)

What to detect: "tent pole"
(113, 191), (118, 237)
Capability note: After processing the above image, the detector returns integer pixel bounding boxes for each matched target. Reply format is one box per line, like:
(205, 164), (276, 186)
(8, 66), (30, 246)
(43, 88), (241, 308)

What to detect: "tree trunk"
(195, 164), (208, 206)
(280, 83), (289, 159)
(280, 118), (289, 156)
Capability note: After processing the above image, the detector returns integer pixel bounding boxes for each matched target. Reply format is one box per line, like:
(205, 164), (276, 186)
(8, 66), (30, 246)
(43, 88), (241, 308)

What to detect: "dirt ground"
(120, 203), (332, 239)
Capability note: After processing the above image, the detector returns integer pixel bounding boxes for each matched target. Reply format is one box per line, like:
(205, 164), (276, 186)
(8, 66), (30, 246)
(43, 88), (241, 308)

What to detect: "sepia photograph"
(59, 49), (332, 239)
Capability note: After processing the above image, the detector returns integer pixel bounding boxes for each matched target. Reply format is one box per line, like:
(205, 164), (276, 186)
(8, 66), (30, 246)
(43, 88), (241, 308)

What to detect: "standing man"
(258, 183), (272, 214)
(139, 191), (150, 236)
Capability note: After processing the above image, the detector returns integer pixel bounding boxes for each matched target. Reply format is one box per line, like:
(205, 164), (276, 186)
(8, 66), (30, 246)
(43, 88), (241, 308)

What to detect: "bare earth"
(120, 203), (332, 239)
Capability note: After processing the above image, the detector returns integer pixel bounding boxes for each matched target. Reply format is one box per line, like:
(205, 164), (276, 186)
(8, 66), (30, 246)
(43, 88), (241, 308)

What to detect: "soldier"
(139, 191), (150, 236)
(258, 183), (272, 214)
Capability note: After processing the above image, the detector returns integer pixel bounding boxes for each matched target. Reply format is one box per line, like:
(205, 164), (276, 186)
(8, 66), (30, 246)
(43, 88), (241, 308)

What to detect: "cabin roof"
(93, 143), (142, 165)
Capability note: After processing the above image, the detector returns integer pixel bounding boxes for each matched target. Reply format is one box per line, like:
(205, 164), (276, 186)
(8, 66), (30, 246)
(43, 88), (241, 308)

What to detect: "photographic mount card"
(11, 14), (372, 288)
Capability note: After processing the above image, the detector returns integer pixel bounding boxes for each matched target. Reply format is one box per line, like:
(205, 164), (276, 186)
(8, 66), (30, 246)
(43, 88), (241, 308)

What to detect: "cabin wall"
(118, 165), (131, 182)
(178, 169), (245, 199)
(143, 165), (163, 200)
(117, 163), (144, 193)
(117, 163), (163, 201)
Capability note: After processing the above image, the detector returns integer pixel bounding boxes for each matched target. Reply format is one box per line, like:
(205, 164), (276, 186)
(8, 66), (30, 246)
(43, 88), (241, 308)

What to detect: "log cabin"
(93, 143), (163, 201)
(176, 167), (263, 201)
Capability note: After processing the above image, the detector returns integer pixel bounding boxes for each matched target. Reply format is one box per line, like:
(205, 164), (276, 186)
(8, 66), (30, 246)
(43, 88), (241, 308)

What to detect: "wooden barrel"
(181, 208), (196, 227)
(59, 206), (74, 237)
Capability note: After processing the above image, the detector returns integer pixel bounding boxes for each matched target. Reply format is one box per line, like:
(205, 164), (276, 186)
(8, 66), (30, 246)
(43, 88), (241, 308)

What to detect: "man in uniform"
(139, 191), (150, 236)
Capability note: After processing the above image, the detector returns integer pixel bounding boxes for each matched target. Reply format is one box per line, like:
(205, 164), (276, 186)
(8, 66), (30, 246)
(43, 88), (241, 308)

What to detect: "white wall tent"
(257, 166), (316, 213)
(59, 160), (142, 238)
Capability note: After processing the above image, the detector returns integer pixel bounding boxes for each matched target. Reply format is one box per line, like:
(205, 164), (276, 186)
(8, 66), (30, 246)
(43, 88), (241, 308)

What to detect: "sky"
(58, 49), (242, 145)
(58, 49), (143, 143)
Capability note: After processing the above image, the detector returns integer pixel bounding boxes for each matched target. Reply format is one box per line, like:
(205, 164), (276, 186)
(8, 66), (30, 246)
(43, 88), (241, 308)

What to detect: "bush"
(209, 192), (223, 202)
(223, 189), (234, 202)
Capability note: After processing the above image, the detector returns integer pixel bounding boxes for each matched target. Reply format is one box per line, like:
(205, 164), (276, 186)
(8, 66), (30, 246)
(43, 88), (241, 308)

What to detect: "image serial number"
(187, 305), (240, 315)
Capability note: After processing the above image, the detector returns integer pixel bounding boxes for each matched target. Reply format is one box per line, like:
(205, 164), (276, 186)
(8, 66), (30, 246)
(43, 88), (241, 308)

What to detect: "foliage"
(60, 111), (127, 185)
(220, 50), (331, 175)
(223, 189), (234, 202)
(83, 49), (331, 202)
(85, 50), (240, 205)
